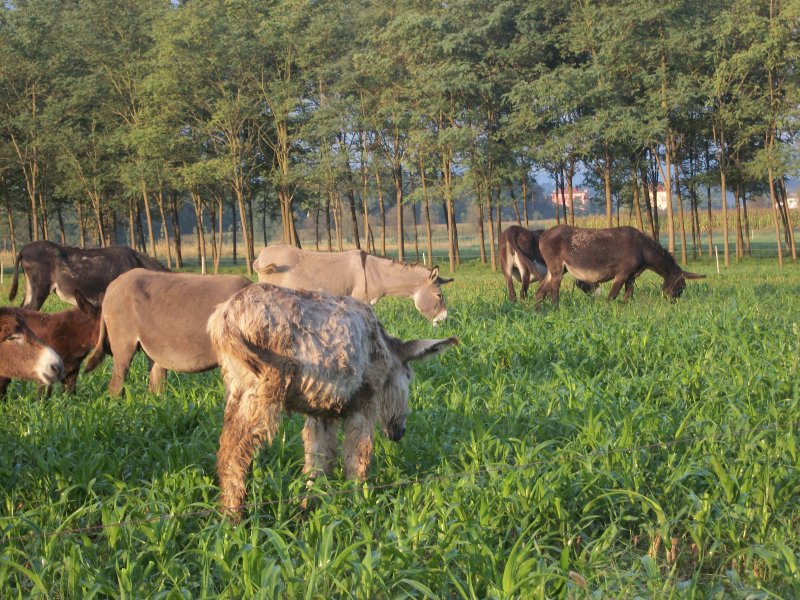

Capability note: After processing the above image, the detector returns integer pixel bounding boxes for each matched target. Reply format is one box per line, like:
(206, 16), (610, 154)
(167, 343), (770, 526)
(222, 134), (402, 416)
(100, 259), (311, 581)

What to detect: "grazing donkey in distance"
(252, 245), (453, 324)
(535, 225), (705, 305)
(8, 240), (168, 310)
(0, 309), (63, 387)
(208, 283), (458, 519)
(0, 290), (101, 397)
(499, 225), (596, 301)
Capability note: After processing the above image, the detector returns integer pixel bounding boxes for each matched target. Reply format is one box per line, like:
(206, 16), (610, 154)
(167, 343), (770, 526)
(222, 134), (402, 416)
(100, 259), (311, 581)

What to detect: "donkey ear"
(682, 271), (706, 280)
(398, 337), (459, 363)
(437, 276), (454, 285)
(429, 266), (440, 282)
(74, 290), (97, 314)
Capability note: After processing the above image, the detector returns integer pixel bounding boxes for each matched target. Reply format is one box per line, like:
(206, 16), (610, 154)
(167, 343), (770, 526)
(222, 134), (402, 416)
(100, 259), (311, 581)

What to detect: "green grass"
(1, 259), (799, 598)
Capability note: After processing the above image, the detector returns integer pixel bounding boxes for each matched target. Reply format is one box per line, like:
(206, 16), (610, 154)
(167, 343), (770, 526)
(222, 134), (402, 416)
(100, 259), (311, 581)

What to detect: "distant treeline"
(1, 0), (797, 272)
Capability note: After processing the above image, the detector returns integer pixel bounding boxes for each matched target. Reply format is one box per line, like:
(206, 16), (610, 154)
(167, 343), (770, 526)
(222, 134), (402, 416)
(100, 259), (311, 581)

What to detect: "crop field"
(1, 259), (799, 598)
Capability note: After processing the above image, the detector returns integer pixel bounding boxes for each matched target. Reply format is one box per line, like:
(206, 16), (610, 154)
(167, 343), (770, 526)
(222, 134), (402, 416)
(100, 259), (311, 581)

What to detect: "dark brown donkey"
(8, 240), (168, 310)
(534, 225), (705, 305)
(499, 226), (548, 301)
(0, 309), (63, 388)
(0, 291), (101, 397)
(500, 225), (596, 301)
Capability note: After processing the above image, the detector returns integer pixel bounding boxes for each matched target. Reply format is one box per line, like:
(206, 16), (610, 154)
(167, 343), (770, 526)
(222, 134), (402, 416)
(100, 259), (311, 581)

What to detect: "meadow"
(1, 257), (799, 598)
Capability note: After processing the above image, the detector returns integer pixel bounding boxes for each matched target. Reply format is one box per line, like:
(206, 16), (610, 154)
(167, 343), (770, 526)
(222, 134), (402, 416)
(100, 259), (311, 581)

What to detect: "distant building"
(550, 188), (590, 206)
(787, 193), (799, 210)
(649, 185), (668, 211)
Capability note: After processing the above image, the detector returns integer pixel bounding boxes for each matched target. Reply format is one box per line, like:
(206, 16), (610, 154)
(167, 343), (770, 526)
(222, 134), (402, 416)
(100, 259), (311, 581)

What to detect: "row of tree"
(1, 0), (797, 273)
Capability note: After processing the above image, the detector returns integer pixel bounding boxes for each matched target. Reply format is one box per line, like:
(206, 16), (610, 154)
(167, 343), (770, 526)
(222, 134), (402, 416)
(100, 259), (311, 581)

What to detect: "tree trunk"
(441, 150), (457, 272)
(418, 157), (434, 265)
(631, 167), (645, 232)
(486, 181), (496, 272)
(734, 185), (744, 261)
(375, 168), (386, 256)
(566, 158), (576, 225)
(768, 164), (784, 267)
(640, 166), (657, 239)
(603, 149), (613, 227)
(141, 182), (157, 258)
(325, 194), (333, 252)
(56, 205), (67, 245)
(191, 190), (207, 273)
(778, 178), (796, 260)
(476, 187), (486, 265)
(671, 142), (688, 264)
(346, 166), (361, 250)
(231, 200), (237, 263)
(170, 193), (183, 268)
(521, 174), (530, 228)
(155, 190), (172, 269)
(394, 163), (404, 261)
(742, 191), (751, 257)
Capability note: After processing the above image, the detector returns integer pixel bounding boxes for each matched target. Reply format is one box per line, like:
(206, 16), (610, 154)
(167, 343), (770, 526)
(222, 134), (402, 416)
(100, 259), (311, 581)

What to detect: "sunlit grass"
(1, 258), (799, 597)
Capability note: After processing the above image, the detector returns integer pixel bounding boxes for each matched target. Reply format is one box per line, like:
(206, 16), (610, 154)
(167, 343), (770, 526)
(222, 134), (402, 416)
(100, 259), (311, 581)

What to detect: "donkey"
(83, 269), (252, 395)
(208, 283), (458, 518)
(500, 226), (597, 301)
(8, 240), (168, 310)
(535, 225), (705, 305)
(0, 309), (63, 387)
(0, 291), (101, 397)
(252, 245), (453, 324)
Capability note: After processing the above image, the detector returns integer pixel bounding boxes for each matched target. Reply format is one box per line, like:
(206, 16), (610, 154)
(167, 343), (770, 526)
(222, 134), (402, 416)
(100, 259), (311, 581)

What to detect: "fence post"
(714, 245), (720, 275)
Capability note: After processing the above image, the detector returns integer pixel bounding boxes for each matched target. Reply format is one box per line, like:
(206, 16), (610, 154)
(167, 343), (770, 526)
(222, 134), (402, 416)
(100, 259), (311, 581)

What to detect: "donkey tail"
(253, 260), (278, 276)
(7, 250), (23, 301)
(83, 314), (108, 373)
(507, 236), (546, 282)
(137, 252), (169, 272)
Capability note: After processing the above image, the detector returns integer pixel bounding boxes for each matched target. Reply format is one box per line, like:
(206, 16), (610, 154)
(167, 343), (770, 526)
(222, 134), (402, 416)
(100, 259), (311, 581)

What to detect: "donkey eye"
(4, 334), (21, 342)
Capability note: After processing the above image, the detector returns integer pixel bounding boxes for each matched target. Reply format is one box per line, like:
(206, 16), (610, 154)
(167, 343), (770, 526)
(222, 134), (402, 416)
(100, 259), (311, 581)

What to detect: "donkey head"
(379, 335), (459, 441)
(413, 266), (454, 325)
(0, 310), (63, 384)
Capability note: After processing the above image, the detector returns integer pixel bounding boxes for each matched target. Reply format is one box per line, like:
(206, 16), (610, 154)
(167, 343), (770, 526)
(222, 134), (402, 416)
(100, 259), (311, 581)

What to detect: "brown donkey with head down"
(0, 309), (63, 389)
(0, 290), (101, 397)
(535, 225), (705, 305)
(208, 283), (458, 519)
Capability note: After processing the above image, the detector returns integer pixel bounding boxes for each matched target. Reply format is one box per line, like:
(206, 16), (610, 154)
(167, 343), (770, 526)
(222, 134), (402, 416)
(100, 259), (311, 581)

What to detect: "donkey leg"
(302, 416), (338, 477)
(148, 363), (168, 394)
(607, 276), (627, 300)
(217, 386), (283, 518)
(342, 412), (375, 481)
(505, 273), (517, 302)
(519, 266), (531, 300)
(622, 278), (636, 301)
(107, 339), (138, 397)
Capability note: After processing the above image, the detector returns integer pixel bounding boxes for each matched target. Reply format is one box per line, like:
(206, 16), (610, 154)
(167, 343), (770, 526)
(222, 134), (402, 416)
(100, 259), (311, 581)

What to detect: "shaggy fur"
(534, 225), (705, 305)
(252, 245), (453, 323)
(208, 283), (458, 518)
(0, 309), (63, 386)
(0, 291), (100, 397)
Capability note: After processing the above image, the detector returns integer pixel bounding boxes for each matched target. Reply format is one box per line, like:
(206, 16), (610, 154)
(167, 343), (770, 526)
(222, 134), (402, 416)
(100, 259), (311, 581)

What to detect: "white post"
(422, 252), (427, 266)
(201, 255), (206, 275)
(714, 245), (720, 275)
(1, 262), (3, 285)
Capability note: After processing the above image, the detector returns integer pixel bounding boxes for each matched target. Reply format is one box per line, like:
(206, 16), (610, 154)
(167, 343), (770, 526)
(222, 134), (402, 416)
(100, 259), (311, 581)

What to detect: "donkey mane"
(639, 232), (680, 270)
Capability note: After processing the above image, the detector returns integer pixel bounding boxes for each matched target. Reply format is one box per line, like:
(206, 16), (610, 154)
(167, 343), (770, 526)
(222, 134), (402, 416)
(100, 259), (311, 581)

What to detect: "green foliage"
(1, 261), (799, 596)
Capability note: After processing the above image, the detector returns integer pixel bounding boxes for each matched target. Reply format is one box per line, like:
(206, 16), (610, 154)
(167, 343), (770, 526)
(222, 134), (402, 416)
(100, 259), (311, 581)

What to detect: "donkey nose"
(389, 424), (406, 442)
(37, 348), (64, 385)
(432, 310), (448, 326)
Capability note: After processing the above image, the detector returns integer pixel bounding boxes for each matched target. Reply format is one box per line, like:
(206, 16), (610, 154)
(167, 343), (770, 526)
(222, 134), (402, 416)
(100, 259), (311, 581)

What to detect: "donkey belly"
(564, 263), (612, 284)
